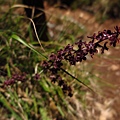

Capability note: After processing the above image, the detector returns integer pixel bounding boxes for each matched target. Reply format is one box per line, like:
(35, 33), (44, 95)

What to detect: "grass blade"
(11, 34), (47, 59)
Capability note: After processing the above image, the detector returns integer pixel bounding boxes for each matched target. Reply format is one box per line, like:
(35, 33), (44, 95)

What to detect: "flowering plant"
(42, 26), (120, 96)
(3, 26), (120, 97)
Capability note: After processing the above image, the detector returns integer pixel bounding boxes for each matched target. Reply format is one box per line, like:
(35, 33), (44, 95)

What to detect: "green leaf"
(39, 79), (51, 92)
(6, 63), (11, 77)
(39, 108), (51, 120)
(57, 87), (64, 99)
(57, 104), (64, 117)
(0, 96), (21, 120)
(11, 34), (47, 59)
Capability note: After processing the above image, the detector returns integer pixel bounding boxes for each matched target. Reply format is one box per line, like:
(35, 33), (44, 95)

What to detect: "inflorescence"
(3, 26), (120, 97)
(42, 26), (120, 97)
(3, 72), (27, 87)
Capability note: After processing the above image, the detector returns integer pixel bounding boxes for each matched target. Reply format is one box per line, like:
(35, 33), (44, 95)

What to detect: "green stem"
(60, 68), (96, 93)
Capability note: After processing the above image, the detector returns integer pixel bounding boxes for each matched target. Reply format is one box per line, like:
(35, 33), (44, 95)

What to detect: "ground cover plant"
(0, 1), (120, 120)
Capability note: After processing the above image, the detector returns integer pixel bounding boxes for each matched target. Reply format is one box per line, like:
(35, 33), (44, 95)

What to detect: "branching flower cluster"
(42, 26), (120, 97)
(3, 72), (26, 87)
(2, 26), (120, 97)
(88, 26), (120, 53)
